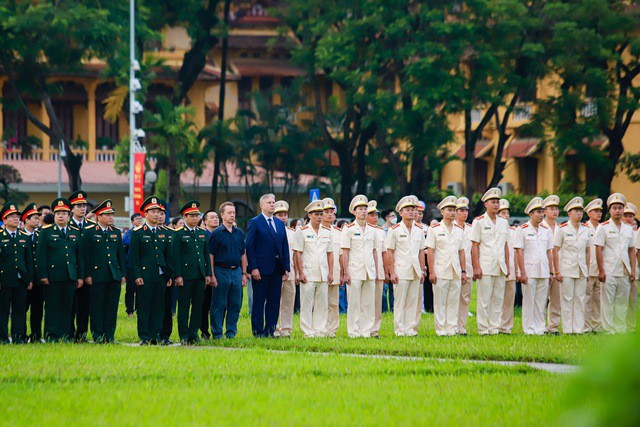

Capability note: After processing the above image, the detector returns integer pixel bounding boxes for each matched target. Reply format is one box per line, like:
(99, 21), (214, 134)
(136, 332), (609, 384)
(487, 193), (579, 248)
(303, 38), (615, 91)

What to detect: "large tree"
(0, 1), (124, 191)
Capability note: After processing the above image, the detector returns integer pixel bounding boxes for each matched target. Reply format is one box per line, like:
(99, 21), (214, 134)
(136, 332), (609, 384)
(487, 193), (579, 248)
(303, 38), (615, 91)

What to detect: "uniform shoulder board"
(287, 226), (296, 231)
(19, 230), (29, 236)
(521, 223), (529, 229)
(174, 226), (184, 231)
(300, 225), (309, 230)
(391, 223), (401, 229)
(347, 223), (356, 228)
(431, 223), (440, 228)
(415, 222), (424, 229)
(321, 225), (331, 230)
(133, 225), (144, 231)
(84, 222), (95, 228)
(371, 224), (382, 230)
(454, 223), (463, 229)
(601, 220), (609, 225)
(559, 222), (568, 228)
(68, 224), (79, 230)
(475, 215), (484, 221)
(42, 224), (53, 229)
(86, 218), (96, 224)
(581, 222), (588, 227)
(540, 223), (548, 229)
(110, 225), (121, 232)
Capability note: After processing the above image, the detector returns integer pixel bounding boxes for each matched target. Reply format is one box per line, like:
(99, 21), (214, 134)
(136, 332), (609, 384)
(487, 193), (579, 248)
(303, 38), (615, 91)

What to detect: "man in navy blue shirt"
(209, 202), (248, 338)
(200, 209), (219, 339)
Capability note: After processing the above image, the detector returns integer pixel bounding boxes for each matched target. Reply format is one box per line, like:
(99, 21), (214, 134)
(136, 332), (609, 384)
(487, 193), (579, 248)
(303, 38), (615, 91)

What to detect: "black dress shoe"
(149, 339), (158, 345)
(140, 340), (149, 346)
(161, 339), (173, 346)
(201, 333), (211, 340)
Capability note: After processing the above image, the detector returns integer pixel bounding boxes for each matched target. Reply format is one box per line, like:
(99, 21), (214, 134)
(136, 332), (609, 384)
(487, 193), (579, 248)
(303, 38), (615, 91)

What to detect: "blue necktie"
(268, 218), (277, 234)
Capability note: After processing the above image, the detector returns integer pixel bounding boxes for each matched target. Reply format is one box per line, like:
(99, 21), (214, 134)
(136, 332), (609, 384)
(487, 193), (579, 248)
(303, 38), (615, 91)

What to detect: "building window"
(519, 157), (538, 195)
(473, 159), (488, 191)
(259, 76), (273, 105)
(238, 77), (253, 111)
(96, 101), (119, 147)
(2, 108), (28, 148)
(52, 101), (74, 143)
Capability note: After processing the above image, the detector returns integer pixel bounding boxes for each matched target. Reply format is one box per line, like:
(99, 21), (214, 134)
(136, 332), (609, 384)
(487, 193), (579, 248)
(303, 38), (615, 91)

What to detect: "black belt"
(214, 262), (240, 270)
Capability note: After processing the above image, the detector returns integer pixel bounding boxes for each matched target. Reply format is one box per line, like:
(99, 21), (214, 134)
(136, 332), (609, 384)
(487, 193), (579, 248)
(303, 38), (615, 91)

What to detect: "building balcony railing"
(1, 146), (117, 162)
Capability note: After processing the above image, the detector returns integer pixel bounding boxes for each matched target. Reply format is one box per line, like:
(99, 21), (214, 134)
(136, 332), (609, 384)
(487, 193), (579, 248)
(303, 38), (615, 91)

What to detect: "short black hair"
(37, 205), (51, 213)
(380, 209), (394, 220)
(171, 217), (183, 227)
(203, 209), (217, 220)
(130, 213), (142, 222)
(336, 219), (348, 228)
(42, 212), (55, 225)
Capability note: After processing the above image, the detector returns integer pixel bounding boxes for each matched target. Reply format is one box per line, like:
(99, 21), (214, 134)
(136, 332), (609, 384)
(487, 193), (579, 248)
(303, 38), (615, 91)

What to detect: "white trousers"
(500, 280), (516, 334)
(347, 279), (375, 337)
(584, 277), (602, 332)
(371, 280), (384, 336)
(476, 275), (506, 335)
(458, 279), (472, 334)
(627, 280), (638, 332)
(412, 281), (424, 334)
(601, 276), (630, 334)
(522, 278), (549, 335)
(326, 284), (340, 337)
(433, 279), (461, 336)
(393, 279), (421, 336)
(275, 280), (296, 337)
(560, 276), (587, 334)
(300, 281), (328, 337)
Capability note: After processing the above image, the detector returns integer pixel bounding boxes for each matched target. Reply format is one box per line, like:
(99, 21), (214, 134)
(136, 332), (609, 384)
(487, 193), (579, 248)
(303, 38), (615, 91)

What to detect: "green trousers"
(90, 281), (121, 342)
(0, 282), (28, 343)
(177, 279), (205, 341)
(44, 280), (75, 342)
(137, 279), (166, 342)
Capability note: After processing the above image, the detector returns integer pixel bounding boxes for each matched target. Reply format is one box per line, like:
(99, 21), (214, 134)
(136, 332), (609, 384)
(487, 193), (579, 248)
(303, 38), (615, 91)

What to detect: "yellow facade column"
(40, 101), (51, 160)
(85, 81), (97, 162)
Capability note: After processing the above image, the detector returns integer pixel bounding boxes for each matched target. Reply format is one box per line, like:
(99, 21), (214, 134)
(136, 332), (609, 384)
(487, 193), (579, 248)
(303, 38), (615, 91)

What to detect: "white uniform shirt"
(340, 221), (379, 281)
(373, 226), (386, 280)
(330, 225), (343, 285)
(292, 225), (333, 282)
(286, 226), (296, 280)
(385, 221), (426, 281)
(506, 226), (517, 281)
(513, 221), (553, 279)
(458, 222), (473, 275)
(425, 221), (463, 280)
(469, 214), (509, 276)
(594, 220), (635, 277)
(553, 222), (591, 278)
(586, 221), (600, 277)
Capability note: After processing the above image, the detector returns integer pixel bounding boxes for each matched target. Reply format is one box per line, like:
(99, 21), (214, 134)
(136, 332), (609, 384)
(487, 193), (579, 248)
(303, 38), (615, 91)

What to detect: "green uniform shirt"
(36, 224), (84, 282)
(80, 224), (126, 283)
(129, 224), (172, 283)
(0, 228), (33, 286)
(171, 226), (211, 280)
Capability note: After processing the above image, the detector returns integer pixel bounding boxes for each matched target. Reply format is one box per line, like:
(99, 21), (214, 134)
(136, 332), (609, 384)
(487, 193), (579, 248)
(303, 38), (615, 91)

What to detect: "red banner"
(133, 152), (146, 214)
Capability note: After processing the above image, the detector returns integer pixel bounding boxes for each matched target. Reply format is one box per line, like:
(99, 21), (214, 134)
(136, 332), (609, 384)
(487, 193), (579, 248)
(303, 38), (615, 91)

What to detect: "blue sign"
(309, 188), (320, 202)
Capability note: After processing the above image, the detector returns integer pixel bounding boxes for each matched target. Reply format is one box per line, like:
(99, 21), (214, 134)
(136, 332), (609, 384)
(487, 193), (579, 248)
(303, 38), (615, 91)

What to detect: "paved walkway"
(121, 342), (579, 374)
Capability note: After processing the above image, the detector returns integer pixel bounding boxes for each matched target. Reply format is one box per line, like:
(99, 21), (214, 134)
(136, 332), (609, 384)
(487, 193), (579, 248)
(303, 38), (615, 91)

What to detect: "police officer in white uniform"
(341, 195), (380, 338)
(321, 198), (342, 337)
(366, 200), (387, 337)
(542, 195), (562, 333)
(455, 197), (473, 335)
(498, 199), (517, 334)
(426, 196), (466, 336)
(594, 193), (636, 334)
(584, 198), (603, 332)
(623, 202), (638, 332)
(292, 200), (334, 337)
(470, 187), (510, 335)
(514, 197), (553, 335)
(553, 197), (591, 334)
(274, 200), (296, 338)
(386, 196), (425, 336)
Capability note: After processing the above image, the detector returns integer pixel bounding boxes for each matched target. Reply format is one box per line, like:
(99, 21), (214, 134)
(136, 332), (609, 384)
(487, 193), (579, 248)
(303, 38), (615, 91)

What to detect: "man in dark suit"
(246, 193), (290, 337)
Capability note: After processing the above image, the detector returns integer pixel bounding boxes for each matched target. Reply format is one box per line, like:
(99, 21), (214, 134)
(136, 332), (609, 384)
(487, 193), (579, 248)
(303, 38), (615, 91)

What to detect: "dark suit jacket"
(246, 214), (290, 276)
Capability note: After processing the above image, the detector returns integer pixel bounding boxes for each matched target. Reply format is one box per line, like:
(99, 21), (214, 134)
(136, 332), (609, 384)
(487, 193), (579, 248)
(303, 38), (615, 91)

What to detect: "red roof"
(454, 140), (493, 160)
(233, 60), (307, 77)
(503, 138), (541, 158)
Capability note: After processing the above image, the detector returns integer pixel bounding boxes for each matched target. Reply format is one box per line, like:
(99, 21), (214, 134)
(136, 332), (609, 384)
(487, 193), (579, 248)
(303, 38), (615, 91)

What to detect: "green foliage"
(0, 164), (29, 204)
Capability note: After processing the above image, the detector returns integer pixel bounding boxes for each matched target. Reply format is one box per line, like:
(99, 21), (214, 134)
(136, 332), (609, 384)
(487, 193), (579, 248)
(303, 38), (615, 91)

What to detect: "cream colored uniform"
(292, 225), (333, 337)
(371, 225), (386, 336)
(457, 222), (473, 334)
(275, 226), (297, 337)
(514, 221), (553, 335)
(426, 222), (464, 336)
(386, 221), (426, 336)
(594, 220), (635, 333)
(629, 227), (639, 332)
(341, 221), (379, 337)
(553, 222), (591, 334)
(470, 214), (509, 335)
(543, 218), (561, 333)
(500, 226), (518, 334)
(326, 225), (343, 337)
(584, 220), (602, 332)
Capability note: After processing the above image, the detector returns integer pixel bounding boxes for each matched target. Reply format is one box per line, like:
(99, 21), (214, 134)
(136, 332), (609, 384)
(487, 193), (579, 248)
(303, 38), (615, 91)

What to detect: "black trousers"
(90, 281), (121, 342)
(26, 281), (44, 340)
(124, 268), (137, 315)
(0, 282), (28, 343)
(45, 280), (75, 342)
(160, 285), (174, 341)
(137, 278), (165, 342)
(70, 284), (90, 340)
(251, 273), (282, 337)
(200, 285), (212, 337)
(177, 279), (205, 341)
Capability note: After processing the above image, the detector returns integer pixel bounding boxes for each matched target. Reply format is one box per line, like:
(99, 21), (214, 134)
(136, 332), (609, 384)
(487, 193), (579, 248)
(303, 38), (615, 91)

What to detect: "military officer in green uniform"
(0, 203), (34, 344)
(157, 206), (176, 345)
(36, 198), (84, 342)
(80, 200), (126, 343)
(68, 190), (94, 342)
(130, 196), (173, 345)
(21, 203), (43, 342)
(172, 201), (212, 345)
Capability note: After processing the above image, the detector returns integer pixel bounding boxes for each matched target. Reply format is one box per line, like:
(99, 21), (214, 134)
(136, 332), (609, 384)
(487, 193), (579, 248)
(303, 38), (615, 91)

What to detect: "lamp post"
(129, 0), (144, 213)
